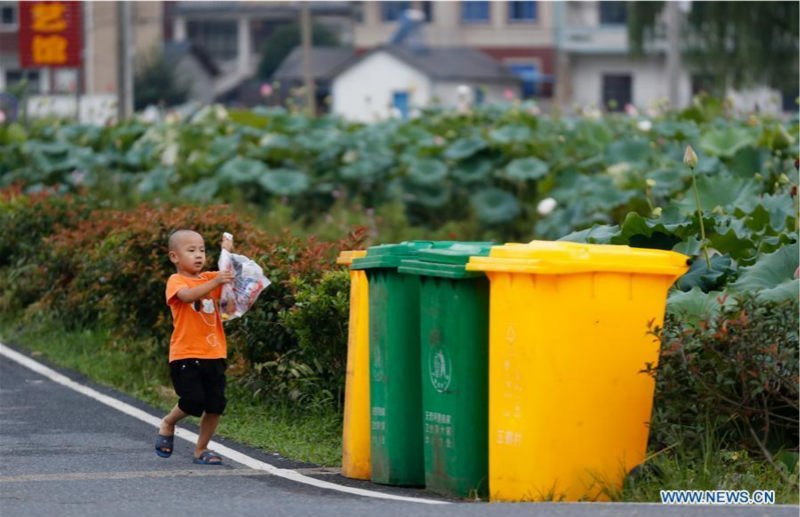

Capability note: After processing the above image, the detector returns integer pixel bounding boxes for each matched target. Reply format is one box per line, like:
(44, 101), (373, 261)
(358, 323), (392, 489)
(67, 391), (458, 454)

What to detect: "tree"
(134, 49), (190, 111)
(257, 22), (339, 79)
(628, 1), (799, 95)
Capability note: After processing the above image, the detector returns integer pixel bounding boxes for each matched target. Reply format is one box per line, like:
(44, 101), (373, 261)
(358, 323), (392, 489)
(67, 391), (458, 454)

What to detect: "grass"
(0, 314), (342, 466)
(621, 446), (799, 504)
(0, 314), (796, 503)
(618, 419), (799, 504)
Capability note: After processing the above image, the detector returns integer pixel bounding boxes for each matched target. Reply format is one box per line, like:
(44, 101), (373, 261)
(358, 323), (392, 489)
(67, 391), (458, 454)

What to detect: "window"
(599, 2), (627, 25)
(782, 87), (798, 113)
(509, 64), (538, 98)
(421, 1), (433, 22)
(382, 2), (410, 22)
(0, 3), (17, 29)
(602, 74), (632, 111)
(187, 20), (238, 62)
(393, 91), (410, 119)
(5, 70), (42, 94)
(508, 1), (537, 22)
(462, 1), (490, 23)
(691, 74), (715, 96)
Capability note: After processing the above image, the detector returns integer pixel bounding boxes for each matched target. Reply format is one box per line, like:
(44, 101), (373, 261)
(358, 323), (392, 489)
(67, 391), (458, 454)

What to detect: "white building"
(331, 44), (520, 122)
(555, 1), (791, 115)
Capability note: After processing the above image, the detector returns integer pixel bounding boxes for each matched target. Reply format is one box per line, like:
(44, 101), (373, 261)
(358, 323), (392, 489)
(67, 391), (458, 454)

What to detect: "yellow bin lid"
(337, 250), (367, 266)
(466, 240), (690, 277)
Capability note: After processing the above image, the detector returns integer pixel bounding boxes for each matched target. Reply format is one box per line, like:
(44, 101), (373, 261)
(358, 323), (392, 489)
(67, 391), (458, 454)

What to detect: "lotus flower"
(536, 197), (557, 216)
(683, 145), (698, 169)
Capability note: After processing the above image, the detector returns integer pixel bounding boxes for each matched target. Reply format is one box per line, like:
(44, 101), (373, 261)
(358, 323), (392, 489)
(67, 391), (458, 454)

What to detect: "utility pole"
(665, 1), (681, 108)
(300, 2), (316, 116)
(116, 1), (133, 119)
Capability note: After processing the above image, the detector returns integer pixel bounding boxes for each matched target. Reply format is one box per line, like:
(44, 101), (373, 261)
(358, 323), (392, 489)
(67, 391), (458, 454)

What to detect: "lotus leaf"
(699, 126), (755, 158)
(489, 124), (532, 145)
(745, 193), (796, 233)
(666, 287), (733, 327)
(558, 224), (620, 244)
(727, 146), (766, 178)
(730, 242), (799, 293)
(138, 167), (174, 194)
(674, 175), (760, 215)
(407, 185), (450, 208)
(646, 167), (688, 198)
(180, 178), (219, 202)
(453, 157), (493, 184)
(218, 157), (268, 186)
(756, 279), (799, 303)
(471, 188), (520, 224)
(258, 169), (310, 196)
(504, 157), (548, 182)
(605, 138), (650, 165)
(676, 254), (734, 292)
(444, 136), (487, 160)
(406, 159), (448, 186)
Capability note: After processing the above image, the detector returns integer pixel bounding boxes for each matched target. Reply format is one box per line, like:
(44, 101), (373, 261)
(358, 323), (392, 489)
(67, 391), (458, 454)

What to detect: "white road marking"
(0, 469), (272, 483)
(0, 343), (447, 505)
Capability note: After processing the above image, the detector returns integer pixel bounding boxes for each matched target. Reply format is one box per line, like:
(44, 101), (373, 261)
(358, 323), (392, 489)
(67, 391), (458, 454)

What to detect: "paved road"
(0, 344), (796, 517)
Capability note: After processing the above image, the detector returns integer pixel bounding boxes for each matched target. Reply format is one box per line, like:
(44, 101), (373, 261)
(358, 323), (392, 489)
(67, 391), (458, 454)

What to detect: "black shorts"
(169, 358), (227, 417)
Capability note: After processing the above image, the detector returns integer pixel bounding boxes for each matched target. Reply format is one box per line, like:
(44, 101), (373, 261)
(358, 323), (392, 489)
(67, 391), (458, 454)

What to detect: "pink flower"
(331, 189), (341, 199)
(365, 208), (374, 217)
(433, 135), (445, 146)
(504, 89), (515, 101)
(260, 83), (273, 97)
(0, 110), (5, 124)
(625, 103), (639, 117)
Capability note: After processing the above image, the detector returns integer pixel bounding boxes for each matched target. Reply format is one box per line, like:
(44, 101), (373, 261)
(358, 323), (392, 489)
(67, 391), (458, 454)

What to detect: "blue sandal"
(193, 450), (223, 465)
(154, 434), (174, 458)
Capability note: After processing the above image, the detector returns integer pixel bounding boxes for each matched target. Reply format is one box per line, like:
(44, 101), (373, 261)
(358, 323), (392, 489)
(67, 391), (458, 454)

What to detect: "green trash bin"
(398, 243), (493, 498)
(350, 241), (441, 486)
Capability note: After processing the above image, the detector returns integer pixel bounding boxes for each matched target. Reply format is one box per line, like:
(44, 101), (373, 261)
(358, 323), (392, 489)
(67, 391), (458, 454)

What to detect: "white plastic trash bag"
(218, 233), (270, 321)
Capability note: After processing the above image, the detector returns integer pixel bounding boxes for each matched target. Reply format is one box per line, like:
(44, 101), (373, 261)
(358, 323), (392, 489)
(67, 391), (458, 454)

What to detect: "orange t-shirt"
(165, 271), (227, 363)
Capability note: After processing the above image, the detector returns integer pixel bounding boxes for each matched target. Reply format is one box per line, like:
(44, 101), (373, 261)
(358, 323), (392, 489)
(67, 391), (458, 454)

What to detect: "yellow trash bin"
(337, 250), (371, 480)
(466, 241), (689, 502)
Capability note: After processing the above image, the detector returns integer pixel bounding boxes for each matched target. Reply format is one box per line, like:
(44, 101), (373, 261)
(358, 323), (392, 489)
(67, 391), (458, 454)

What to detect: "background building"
(330, 43), (520, 122)
(165, 1), (354, 99)
(353, 1), (555, 101)
(0, 1), (162, 122)
(0, 1), (794, 122)
(554, 1), (692, 110)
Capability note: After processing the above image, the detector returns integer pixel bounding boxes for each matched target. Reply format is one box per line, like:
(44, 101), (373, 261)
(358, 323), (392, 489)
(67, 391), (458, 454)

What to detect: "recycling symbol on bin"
(429, 348), (452, 393)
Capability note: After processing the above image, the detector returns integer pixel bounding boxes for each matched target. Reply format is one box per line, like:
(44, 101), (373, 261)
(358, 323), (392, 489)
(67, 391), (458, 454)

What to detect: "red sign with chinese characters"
(18, 1), (82, 68)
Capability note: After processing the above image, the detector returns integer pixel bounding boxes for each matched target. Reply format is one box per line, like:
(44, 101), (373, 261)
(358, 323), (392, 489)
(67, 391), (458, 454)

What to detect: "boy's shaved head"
(168, 229), (203, 251)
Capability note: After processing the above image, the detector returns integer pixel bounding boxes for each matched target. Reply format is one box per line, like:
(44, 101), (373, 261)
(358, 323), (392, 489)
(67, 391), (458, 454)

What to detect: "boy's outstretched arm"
(175, 271), (234, 303)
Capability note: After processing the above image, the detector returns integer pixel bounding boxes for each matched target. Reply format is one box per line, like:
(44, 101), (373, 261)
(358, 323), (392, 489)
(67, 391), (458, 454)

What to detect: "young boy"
(155, 229), (234, 465)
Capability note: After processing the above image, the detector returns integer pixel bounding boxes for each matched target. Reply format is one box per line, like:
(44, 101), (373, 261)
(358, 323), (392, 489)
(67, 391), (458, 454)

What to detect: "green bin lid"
(398, 242), (494, 279)
(350, 240), (454, 270)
